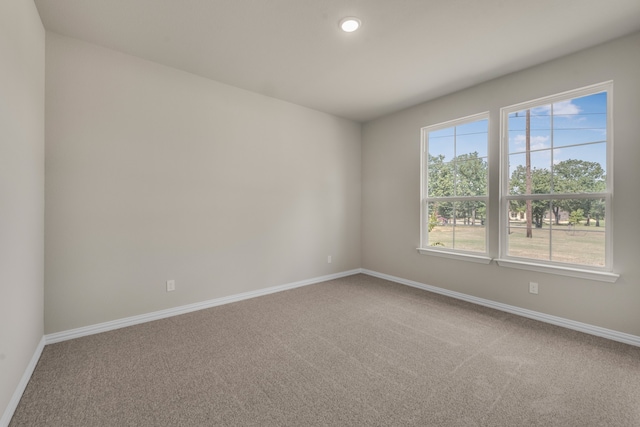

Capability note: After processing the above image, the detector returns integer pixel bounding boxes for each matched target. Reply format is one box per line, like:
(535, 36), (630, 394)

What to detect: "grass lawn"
(429, 224), (485, 252)
(429, 220), (606, 266)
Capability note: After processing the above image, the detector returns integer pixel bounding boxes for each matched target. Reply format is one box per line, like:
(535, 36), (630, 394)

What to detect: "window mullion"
(549, 104), (554, 261)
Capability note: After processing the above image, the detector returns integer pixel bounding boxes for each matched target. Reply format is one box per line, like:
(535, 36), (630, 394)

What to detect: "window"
(498, 82), (616, 279)
(419, 113), (490, 263)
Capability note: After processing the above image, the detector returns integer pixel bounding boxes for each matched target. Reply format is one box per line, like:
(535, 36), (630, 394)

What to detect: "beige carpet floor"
(10, 274), (640, 426)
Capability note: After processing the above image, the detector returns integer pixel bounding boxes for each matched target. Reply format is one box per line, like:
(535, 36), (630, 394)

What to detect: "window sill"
(417, 248), (492, 264)
(495, 259), (619, 283)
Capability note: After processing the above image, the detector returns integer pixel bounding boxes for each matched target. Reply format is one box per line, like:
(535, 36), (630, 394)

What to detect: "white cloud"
(531, 100), (581, 116)
(512, 134), (549, 150)
(552, 100), (581, 116)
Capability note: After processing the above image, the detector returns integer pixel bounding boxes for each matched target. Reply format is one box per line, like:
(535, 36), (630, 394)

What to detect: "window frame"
(497, 81), (618, 282)
(419, 112), (491, 264)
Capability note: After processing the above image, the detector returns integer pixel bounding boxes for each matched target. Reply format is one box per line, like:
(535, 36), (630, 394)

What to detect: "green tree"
(428, 152), (487, 226)
(589, 199), (605, 227)
(569, 209), (585, 225)
(427, 154), (453, 198)
(428, 210), (438, 232)
(456, 153), (487, 196)
(427, 154), (454, 219)
(455, 153), (487, 225)
(552, 160), (605, 225)
(509, 165), (551, 228)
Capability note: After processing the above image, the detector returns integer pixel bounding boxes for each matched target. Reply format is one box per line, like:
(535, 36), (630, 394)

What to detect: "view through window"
(421, 113), (489, 255)
(501, 83), (612, 269)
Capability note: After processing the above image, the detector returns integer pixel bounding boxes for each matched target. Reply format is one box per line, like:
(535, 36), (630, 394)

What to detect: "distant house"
(509, 209), (570, 223)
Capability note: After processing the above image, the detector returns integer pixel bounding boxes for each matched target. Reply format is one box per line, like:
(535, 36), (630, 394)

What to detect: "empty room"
(2, 0), (640, 425)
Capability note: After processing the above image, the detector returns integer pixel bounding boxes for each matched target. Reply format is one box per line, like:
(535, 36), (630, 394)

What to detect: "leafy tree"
(508, 159), (606, 228)
(455, 153), (487, 225)
(427, 154), (453, 198)
(553, 159), (605, 193)
(428, 210), (438, 232)
(428, 152), (487, 225)
(427, 154), (454, 220)
(509, 165), (550, 228)
(427, 206), (445, 246)
(428, 152), (488, 229)
(552, 160), (605, 225)
(569, 209), (585, 225)
(456, 153), (487, 197)
(589, 199), (605, 227)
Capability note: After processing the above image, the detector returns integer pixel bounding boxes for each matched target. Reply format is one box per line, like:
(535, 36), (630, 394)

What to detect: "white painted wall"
(362, 32), (640, 336)
(0, 0), (45, 422)
(44, 33), (362, 334)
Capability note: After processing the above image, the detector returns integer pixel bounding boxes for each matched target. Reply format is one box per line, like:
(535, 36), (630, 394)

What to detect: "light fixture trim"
(339, 17), (361, 33)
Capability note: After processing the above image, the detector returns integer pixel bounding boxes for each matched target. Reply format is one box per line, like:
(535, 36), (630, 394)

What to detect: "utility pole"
(526, 109), (533, 238)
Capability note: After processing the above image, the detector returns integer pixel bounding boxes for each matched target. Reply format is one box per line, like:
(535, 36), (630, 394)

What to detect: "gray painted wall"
(44, 33), (362, 334)
(362, 32), (640, 336)
(0, 0), (45, 420)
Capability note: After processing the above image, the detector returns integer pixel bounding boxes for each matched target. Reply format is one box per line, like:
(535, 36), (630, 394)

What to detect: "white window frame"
(497, 82), (618, 282)
(418, 112), (491, 264)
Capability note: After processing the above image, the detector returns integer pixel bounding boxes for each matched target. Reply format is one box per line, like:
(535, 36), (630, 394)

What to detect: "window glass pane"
(509, 107), (552, 154)
(509, 151), (552, 177)
(427, 160), (454, 197)
(551, 144), (606, 193)
(506, 200), (551, 261)
(549, 199), (606, 266)
(453, 201), (486, 252)
(429, 127), (454, 139)
(507, 198), (606, 266)
(456, 118), (488, 136)
(530, 105), (552, 126)
(508, 152), (551, 195)
(508, 130), (552, 153)
(508, 153), (525, 191)
(507, 113), (525, 153)
(456, 133), (488, 158)
(428, 134), (454, 162)
(455, 157), (487, 196)
(456, 119), (488, 157)
(553, 128), (606, 147)
(509, 130), (551, 153)
(552, 92), (607, 148)
(427, 201), (453, 248)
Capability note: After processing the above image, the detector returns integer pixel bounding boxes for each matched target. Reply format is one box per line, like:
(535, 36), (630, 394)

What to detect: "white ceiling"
(34, 0), (640, 122)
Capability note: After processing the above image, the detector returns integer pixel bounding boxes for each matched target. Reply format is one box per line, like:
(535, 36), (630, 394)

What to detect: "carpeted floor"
(10, 274), (640, 426)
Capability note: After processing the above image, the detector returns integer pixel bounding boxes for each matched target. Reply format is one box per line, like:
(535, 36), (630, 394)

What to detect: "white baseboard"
(362, 269), (640, 348)
(6, 268), (638, 425)
(45, 267), (640, 347)
(45, 269), (362, 345)
(1, 336), (45, 427)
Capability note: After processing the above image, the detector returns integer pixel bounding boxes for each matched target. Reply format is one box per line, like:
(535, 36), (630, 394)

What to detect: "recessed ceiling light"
(339, 17), (361, 33)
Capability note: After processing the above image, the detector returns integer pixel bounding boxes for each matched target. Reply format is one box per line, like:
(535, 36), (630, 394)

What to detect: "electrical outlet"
(166, 279), (176, 292)
(529, 282), (538, 295)
(327, 255), (332, 263)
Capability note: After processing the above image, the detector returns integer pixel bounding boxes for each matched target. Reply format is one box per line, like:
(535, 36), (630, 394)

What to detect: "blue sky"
(428, 119), (489, 161)
(508, 91), (607, 176)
